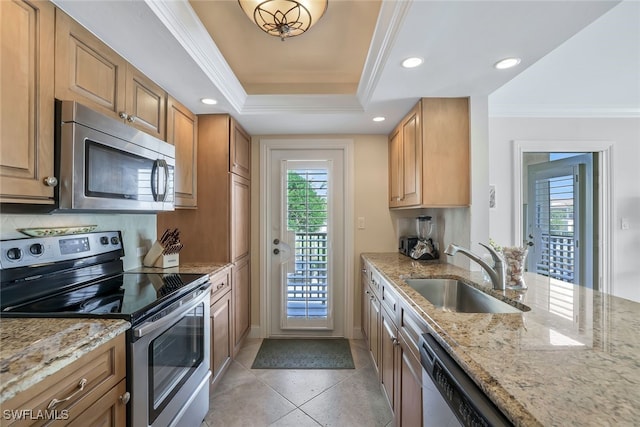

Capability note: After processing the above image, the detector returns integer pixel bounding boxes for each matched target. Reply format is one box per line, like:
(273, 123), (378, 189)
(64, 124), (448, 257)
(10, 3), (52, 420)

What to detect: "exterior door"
(267, 148), (346, 337)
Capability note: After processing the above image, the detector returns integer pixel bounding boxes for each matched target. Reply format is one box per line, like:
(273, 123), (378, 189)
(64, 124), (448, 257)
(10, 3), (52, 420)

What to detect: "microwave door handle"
(151, 160), (168, 202)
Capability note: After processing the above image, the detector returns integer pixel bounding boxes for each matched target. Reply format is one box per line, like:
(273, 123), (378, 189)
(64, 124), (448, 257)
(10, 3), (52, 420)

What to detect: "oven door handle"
(133, 284), (210, 338)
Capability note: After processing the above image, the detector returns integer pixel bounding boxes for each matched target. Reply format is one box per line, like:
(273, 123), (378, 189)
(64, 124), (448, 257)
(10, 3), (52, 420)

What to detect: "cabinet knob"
(119, 391), (131, 405)
(119, 111), (128, 120)
(43, 176), (58, 187)
(126, 115), (137, 123)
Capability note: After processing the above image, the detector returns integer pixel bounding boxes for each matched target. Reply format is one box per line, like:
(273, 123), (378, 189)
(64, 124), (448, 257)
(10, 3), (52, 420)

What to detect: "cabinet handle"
(119, 111), (128, 120)
(43, 176), (58, 187)
(119, 391), (131, 405)
(216, 282), (225, 290)
(47, 378), (87, 409)
(127, 115), (137, 123)
(391, 337), (399, 346)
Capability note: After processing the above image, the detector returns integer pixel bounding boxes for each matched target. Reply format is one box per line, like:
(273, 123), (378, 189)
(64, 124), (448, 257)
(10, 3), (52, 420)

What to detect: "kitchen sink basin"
(403, 278), (523, 314)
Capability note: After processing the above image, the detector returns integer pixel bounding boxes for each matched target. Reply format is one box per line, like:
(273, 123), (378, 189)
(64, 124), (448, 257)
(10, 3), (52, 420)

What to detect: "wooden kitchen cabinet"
(210, 267), (232, 389)
(157, 114), (252, 357)
(167, 96), (198, 208)
(0, 0), (56, 206)
(2, 334), (127, 427)
(388, 98), (470, 208)
(55, 9), (167, 140)
(361, 256), (428, 426)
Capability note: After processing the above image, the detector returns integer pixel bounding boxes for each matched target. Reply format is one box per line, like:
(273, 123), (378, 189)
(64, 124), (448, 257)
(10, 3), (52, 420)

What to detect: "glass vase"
(501, 246), (528, 289)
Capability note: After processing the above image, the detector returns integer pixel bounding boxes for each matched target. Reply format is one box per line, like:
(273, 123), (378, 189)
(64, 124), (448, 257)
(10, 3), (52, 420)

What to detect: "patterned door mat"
(251, 338), (355, 369)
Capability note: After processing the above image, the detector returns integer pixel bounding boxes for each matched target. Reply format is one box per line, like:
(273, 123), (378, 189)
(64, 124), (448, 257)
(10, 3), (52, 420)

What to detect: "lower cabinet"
(362, 257), (426, 427)
(210, 267), (232, 390)
(2, 334), (127, 426)
(232, 256), (251, 356)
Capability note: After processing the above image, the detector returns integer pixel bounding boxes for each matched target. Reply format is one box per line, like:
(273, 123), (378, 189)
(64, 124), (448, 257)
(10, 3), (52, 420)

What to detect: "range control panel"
(0, 231), (123, 269)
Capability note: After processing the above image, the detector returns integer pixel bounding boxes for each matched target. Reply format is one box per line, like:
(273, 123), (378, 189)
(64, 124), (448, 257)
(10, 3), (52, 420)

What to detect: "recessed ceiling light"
(494, 57), (521, 70)
(401, 57), (424, 69)
(373, 117), (386, 122)
(201, 98), (218, 105)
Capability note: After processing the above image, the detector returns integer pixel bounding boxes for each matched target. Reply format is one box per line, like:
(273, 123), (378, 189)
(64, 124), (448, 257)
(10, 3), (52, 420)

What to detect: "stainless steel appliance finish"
(0, 231), (210, 427)
(420, 332), (512, 427)
(56, 100), (175, 212)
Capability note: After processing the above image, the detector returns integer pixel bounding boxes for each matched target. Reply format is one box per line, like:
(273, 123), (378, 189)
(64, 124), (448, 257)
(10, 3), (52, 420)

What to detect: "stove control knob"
(29, 243), (44, 255)
(100, 236), (109, 245)
(110, 236), (120, 245)
(6, 247), (22, 261)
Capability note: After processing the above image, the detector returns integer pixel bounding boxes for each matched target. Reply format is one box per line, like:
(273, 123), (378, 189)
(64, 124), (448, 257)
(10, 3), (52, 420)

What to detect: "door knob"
(273, 238), (280, 245)
(273, 248), (280, 255)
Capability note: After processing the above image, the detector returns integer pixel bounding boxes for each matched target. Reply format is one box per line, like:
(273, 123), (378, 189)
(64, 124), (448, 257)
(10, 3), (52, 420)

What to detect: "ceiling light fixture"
(238, 0), (328, 41)
(373, 117), (385, 122)
(401, 57), (424, 69)
(201, 98), (218, 105)
(494, 57), (521, 70)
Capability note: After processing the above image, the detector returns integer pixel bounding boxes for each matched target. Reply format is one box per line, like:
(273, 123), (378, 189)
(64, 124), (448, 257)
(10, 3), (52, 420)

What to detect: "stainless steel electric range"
(0, 231), (211, 427)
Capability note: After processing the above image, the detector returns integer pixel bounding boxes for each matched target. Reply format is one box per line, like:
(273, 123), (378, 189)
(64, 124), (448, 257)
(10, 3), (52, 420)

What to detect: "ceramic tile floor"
(201, 338), (393, 427)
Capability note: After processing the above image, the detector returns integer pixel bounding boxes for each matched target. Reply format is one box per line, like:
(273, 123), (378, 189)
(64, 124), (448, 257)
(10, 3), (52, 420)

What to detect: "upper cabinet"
(0, 0), (56, 205)
(167, 96), (198, 208)
(54, 9), (167, 140)
(389, 98), (470, 208)
(230, 119), (251, 180)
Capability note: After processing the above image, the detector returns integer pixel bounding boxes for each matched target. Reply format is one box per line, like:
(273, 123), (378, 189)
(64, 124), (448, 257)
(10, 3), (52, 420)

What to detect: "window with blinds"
(285, 169), (329, 319)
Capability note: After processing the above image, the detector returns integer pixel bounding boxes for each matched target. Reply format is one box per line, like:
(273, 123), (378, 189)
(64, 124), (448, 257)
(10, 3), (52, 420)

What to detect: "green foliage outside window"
(287, 171), (327, 233)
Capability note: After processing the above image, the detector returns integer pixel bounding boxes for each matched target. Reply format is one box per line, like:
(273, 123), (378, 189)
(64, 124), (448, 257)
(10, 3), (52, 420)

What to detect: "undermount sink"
(403, 278), (524, 314)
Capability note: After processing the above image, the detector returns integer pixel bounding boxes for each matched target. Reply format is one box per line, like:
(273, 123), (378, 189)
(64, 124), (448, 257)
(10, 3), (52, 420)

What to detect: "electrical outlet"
(136, 246), (147, 256)
(357, 217), (366, 230)
(621, 218), (630, 230)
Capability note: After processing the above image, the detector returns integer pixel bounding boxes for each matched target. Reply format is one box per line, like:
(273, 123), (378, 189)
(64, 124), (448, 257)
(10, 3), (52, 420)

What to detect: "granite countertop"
(362, 253), (639, 427)
(127, 262), (231, 276)
(0, 318), (130, 403)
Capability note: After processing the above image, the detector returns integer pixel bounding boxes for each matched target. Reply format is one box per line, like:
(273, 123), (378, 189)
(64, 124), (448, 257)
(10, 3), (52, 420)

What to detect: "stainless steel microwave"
(55, 100), (175, 212)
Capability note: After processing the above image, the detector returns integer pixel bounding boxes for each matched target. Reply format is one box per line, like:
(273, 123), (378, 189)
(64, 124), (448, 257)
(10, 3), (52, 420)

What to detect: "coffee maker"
(399, 216), (439, 260)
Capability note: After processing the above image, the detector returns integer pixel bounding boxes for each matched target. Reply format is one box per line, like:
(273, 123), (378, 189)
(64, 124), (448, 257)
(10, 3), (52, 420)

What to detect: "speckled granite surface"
(362, 253), (640, 427)
(127, 262), (230, 276)
(0, 318), (130, 403)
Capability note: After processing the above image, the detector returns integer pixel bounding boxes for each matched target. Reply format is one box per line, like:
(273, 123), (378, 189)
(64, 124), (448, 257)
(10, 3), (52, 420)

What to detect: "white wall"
(488, 117), (640, 302)
(1, 213), (157, 270)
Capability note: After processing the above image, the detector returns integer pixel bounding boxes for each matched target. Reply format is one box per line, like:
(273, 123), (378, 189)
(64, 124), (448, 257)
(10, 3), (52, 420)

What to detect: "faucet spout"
(444, 243), (507, 291)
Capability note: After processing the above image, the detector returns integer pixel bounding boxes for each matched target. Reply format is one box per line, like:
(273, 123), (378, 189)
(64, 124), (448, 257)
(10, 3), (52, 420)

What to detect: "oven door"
(131, 284), (211, 427)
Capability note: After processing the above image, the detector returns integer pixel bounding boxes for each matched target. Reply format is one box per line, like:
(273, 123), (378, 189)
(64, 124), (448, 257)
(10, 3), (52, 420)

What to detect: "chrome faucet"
(444, 243), (507, 291)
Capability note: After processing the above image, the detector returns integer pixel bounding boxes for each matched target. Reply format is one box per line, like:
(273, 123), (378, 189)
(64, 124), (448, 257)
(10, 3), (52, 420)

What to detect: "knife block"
(153, 253), (179, 268)
(143, 241), (179, 268)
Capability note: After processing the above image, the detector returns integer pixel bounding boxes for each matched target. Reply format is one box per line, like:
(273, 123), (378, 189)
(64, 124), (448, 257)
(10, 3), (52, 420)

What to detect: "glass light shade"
(238, 0), (328, 40)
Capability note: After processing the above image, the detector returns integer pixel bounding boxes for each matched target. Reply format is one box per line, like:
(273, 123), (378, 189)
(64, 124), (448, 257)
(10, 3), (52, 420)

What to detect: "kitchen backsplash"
(1, 213), (156, 270)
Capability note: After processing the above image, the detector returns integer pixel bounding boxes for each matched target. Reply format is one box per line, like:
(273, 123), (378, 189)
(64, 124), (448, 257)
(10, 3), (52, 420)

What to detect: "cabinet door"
(230, 118), (251, 179)
(400, 103), (422, 206)
(68, 379), (127, 427)
(211, 291), (232, 386)
(125, 65), (167, 140)
(167, 96), (197, 208)
(380, 307), (397, 414)
(0, 0), (55, 204)
(368, 291), (380, 373)
(232, 256), (251, 355)
(54, 9), (126, 120)
(398, 334), (423, 427)
(361, 269), (370, 340)
(230, 174), (251, 263)
(388, 126), (402, 207)
(421, 97), (470, 206)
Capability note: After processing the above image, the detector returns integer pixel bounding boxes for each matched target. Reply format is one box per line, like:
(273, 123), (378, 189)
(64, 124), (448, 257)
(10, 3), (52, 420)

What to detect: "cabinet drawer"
(210, 267), (231, 302)
(67, 379), (127, 427)
(380, 281), (399, 318)
(2, 334), (126, 427)
(399, 304), (428, 361)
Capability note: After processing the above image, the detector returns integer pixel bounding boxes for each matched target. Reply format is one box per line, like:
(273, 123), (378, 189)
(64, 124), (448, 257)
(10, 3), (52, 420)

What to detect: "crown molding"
(357, 0), (413, 108)
(145, 0), (247, 113)
(489, 104), (640, 118)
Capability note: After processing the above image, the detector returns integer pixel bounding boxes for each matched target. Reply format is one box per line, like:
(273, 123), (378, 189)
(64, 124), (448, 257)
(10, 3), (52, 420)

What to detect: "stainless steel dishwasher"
(419, 333), (512, 427)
